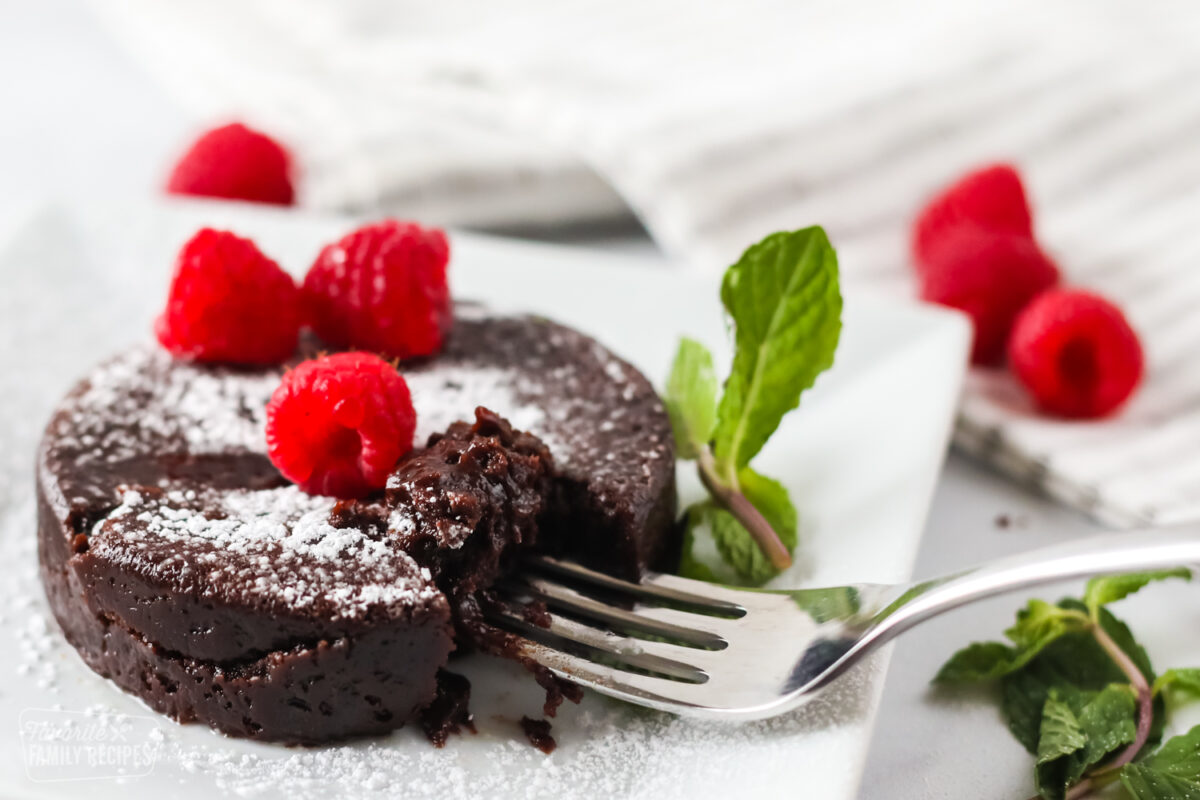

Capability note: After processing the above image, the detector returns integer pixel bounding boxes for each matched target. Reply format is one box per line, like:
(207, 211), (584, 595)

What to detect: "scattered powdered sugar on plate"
(3, 498), (67, 695)
(153, 653), (883, 800)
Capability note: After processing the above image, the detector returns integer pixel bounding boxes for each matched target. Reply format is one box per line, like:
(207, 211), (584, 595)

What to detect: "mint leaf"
(677, 503), (721, 583)
(1067, 684), (1137, 779)
(711, 227), (842, 473)
(934, 601), (1087, 685)
(1155, 669), (1200, 706)
(936, 642), (1021, 683)
(739, 467), (798, 548)
(1084, 569), (1192, 616)
(1034, 689), (1094, 800)
(1004, 664), (1085, 756)
(691, 506), (755, 582)
(784, 586), (862, 623)
(706, 468), (799, 585)
(1143, 725), (1200, 782)
(1030, 685), (1136, 797)
(1037, 693), (1088, 763)
(1006, 599), (1090, 656)
(1120, 764), (1200, 800)
(679, 471), (800, 587)
(664, 338), (719, 459)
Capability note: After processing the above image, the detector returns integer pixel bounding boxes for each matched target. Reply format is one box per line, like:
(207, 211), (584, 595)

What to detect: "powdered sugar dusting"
(402, 365), (556, 454)
(53, 344), (572, 470)
(47, 315), (673, 504)
(4, 498), (67, 695)
(40, 313), (674, 633)
(52, 346), (277, 466)
(90, 485), (438, 619)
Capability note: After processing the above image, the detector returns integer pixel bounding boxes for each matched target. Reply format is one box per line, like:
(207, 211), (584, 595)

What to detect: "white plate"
(0, 200), (969, 800)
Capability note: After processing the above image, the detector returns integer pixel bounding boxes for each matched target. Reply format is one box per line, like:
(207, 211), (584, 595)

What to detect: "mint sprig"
(664, 227), (842, 585)
(935, 569), (1200, 799)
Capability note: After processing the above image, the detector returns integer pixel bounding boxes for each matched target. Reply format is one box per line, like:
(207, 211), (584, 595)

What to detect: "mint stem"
(1091, 622), (1153, 772)
(1063, 777), (1095, 800)
(697, 448), (792, 570)
(1032, 770), (1117, 800)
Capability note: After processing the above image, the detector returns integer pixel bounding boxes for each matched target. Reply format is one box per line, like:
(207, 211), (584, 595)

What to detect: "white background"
(4, 3), (1196, 798)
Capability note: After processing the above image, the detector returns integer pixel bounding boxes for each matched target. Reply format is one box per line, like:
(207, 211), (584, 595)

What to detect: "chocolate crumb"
(520, 716), (557, 754)
(420, 671), (475, 747)
(535, 670), (583, 717)
(521, 599), (553, 627)
(994, 513), (1030, 530)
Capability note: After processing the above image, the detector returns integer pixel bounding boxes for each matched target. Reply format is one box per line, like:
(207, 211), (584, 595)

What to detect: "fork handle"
(860, 526), (1200, 652)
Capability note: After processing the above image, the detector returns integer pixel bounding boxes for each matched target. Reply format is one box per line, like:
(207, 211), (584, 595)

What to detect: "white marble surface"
(2, 4), (1194, 799)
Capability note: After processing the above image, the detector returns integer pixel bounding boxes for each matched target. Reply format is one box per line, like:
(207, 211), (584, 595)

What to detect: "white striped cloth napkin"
(94, 0), (1200, 527)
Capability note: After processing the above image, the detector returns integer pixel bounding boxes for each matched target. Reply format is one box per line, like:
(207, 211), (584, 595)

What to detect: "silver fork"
(486, 528), (1200, 720)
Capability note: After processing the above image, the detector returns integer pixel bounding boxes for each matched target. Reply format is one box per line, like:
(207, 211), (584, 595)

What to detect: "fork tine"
(618, 604), (741, 638)
(503, 575), (728, 650)
(508, 638), (715, 709)
(484, 598), (709, 681)
(527, 556), (748, 615)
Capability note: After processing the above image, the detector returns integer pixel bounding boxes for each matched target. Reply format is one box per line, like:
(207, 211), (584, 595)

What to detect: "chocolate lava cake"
(36, 311), (677, 744)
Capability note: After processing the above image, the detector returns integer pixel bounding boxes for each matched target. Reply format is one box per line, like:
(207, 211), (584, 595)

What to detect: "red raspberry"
(913, 164), (1034, 270)
(166, 123), (296, 206)
(1008, 289), (1144, 419)
(265, 352), (417, 498)
(155, 229), (302, 364)
(303, 220), (451, 360)
(920, 228), (1060, 365)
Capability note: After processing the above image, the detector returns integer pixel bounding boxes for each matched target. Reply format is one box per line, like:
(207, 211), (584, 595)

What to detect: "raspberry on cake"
(303, 220), (452, 360)
(266, 352), (417, 499)
(166, 122), (296, 206)
(156, 228), (303, 365)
